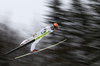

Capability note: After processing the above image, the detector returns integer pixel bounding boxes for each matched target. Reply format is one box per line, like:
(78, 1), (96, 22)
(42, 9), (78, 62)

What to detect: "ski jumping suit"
(20, 26), (53, 51)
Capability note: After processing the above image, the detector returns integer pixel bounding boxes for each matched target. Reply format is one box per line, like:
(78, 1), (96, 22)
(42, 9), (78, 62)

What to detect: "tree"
(41, 0), (100, 66)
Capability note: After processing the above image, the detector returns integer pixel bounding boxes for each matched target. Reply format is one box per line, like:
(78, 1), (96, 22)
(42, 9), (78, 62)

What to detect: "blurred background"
(0, 0), (100, 66)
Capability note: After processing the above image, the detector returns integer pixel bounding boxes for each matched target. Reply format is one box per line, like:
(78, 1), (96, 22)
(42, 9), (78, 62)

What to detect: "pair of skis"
(5, 30), (67, 59)
(15, 39), (67, 59)
(5, 31), (50, 55)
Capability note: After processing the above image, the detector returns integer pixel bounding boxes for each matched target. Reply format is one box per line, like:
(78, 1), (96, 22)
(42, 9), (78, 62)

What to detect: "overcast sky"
(0, 0), (48, 26)
(0, 0), (72, 37)
(0, 0), (48, 37)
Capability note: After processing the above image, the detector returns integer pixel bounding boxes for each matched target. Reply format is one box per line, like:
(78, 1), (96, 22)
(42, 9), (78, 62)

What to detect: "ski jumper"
(20, 26), (53, 51)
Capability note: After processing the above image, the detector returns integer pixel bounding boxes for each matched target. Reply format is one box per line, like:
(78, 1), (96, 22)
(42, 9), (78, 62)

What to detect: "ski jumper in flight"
(20, 23), (59, 52)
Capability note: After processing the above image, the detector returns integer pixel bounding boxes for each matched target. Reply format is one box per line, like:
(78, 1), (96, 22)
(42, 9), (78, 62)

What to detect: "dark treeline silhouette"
(43, 0), (100, 66)
(0, 21), (26, 66)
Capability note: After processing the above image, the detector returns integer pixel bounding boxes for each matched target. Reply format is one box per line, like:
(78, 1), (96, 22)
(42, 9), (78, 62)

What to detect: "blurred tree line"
(42, 0), (100, 66)
(0, 17), (24, 66)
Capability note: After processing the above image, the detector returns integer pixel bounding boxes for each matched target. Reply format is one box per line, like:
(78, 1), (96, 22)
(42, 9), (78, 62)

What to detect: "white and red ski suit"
(20, 26), (53, 51)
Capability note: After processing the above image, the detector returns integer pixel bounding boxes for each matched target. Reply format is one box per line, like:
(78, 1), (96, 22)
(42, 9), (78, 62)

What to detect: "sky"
(0, 0), (72, 37)
(0, 0), (49, 37)
(0, 0), (47, 22)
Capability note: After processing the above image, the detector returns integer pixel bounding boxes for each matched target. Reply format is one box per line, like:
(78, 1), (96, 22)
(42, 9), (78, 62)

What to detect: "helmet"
(54, 23), (58, 27)
(52, 23), (58, 30)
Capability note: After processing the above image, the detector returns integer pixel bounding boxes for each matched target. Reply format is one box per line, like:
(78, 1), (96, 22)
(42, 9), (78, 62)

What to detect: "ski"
(5, 31), (50, 55)
(15, 39), (67, 59)
(5, 39), (35, 55)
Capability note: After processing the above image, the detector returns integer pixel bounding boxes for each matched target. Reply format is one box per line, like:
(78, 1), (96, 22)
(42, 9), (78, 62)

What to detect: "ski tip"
(15, 57), (18, 59)
(15, 57), (20, 59)
(5, 51), (12, 55)
(5, 52), (10, 55)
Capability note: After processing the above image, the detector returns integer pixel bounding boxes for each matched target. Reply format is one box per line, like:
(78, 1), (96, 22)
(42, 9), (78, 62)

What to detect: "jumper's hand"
(33, 33), (37, 37)
(33, 34), (35, 37)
